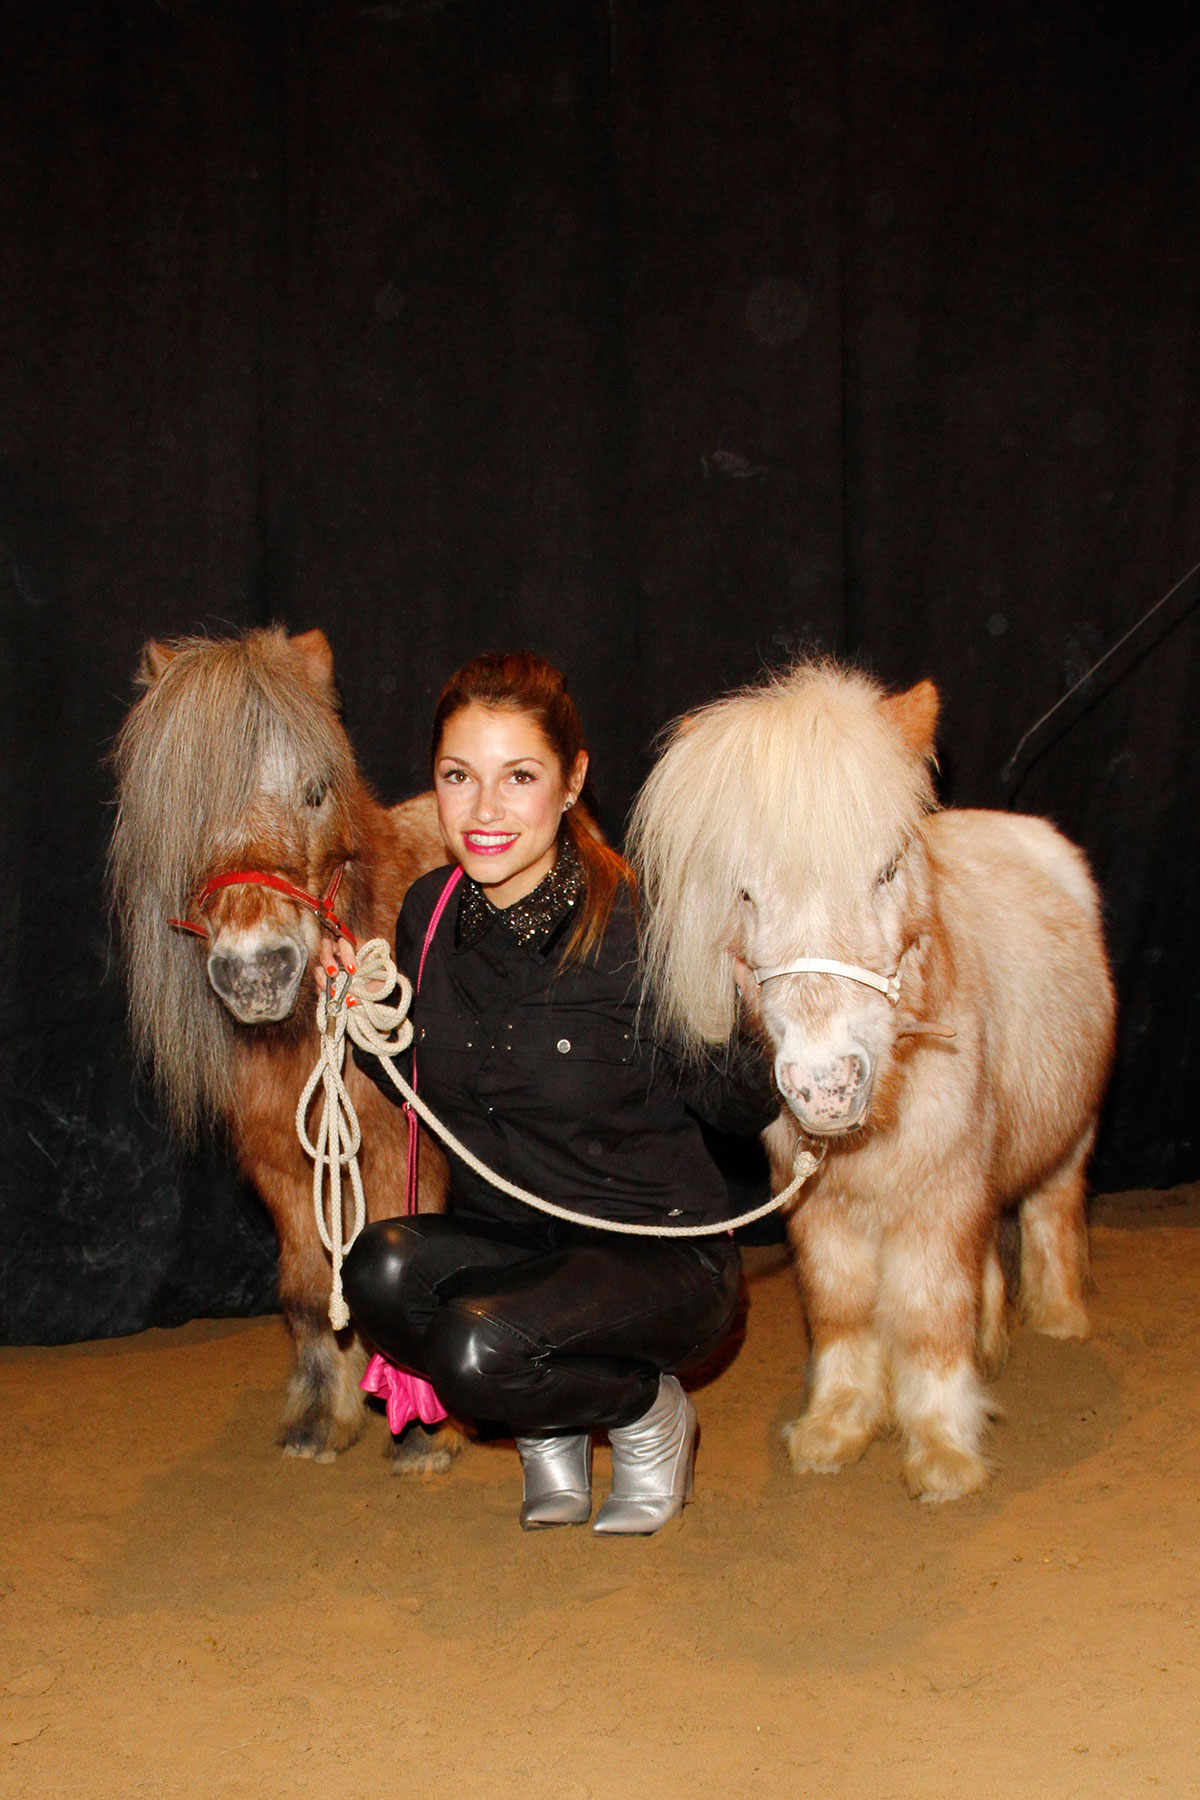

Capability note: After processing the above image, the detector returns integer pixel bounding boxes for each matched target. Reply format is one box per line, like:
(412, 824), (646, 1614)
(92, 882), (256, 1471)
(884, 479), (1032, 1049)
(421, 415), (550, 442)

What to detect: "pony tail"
(561, 804), (637, 967)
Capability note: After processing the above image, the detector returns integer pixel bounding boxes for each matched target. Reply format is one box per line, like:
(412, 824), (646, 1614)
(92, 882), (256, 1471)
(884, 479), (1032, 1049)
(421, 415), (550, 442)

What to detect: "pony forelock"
(628, 660), (936, 1052)
(108, 627), (357, 1139)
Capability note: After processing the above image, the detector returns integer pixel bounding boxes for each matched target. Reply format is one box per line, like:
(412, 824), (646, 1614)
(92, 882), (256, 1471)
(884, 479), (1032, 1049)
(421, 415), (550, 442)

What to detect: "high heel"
(516, 1433), (593, 1529)
(592, 1376), (697, 1536)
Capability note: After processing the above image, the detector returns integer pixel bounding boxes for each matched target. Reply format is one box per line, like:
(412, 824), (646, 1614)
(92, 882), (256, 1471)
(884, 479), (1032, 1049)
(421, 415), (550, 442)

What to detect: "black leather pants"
(342, 1213), (741, 1434)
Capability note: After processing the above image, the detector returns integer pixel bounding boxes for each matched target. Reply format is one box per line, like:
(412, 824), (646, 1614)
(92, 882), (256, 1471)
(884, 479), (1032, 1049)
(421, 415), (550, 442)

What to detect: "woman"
(341, 653), (777, 1535)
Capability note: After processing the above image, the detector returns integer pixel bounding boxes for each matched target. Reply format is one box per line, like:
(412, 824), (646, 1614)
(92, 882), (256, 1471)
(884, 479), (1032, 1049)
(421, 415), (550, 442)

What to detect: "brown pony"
(110, 626), (450, 1465)
(630, 659), (1116, 1502)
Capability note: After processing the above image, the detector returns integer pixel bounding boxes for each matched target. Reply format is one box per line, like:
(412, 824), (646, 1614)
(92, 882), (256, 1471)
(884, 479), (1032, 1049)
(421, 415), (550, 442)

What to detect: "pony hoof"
(903, 1444), (990, 1503)
(781, 1415), (868, 1475)
(1022, 1298), (1090, 1340)
(390, 1423), (463, 1476)
(282, 1440), (338, 1465)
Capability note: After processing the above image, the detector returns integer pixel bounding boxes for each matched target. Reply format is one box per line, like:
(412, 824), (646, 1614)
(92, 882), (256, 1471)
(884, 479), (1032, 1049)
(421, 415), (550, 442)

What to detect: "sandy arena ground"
(3, 1186), (1198, 1800)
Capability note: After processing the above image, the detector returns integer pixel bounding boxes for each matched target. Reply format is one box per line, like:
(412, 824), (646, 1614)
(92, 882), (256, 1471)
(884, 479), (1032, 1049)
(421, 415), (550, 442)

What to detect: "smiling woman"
(343, 651), (779, 1536)
(433, 702), (586, 907)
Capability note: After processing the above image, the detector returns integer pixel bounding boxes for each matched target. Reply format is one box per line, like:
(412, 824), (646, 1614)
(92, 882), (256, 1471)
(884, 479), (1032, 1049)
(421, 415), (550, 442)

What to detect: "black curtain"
(2, 0), (1197, 1343)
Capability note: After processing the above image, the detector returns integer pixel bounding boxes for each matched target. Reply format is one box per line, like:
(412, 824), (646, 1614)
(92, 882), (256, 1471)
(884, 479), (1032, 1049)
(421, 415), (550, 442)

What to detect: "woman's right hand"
(732, 954), (757, 1001)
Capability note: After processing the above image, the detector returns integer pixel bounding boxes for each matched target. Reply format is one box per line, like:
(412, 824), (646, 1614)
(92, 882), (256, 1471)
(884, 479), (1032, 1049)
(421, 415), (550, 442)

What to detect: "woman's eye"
(304, 778), (328, 808)
(440, 768), (468, 784)
(509, 769), (537, 784)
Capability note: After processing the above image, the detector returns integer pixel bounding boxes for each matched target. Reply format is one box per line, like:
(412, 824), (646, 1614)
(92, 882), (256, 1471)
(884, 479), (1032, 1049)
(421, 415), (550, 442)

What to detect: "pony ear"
(137, 640), (177, 688)
(289, 628), (337, 698)
(881, 678), (939, 759)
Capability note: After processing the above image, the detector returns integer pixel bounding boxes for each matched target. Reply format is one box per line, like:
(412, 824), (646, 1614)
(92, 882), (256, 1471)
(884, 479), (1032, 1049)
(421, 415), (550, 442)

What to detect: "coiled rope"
(299, 936), (824, 1329)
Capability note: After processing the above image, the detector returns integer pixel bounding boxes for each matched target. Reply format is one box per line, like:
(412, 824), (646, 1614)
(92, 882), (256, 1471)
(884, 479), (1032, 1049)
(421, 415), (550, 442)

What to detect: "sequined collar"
(456, 832), (583, 955)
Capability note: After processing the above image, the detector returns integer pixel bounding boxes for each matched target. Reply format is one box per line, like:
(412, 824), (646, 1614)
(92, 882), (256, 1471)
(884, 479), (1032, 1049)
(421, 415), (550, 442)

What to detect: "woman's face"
(434, 703), (588, 908)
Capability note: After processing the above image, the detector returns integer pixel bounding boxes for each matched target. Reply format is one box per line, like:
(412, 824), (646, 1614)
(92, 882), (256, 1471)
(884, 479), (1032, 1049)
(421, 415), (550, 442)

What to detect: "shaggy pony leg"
(782, 1333), (889, 1474)
(783, 1201), (887, 1473)
(279, 1316), (368, 1462)
(977, 1234), (1010, 1381)
(389, 1422), (466, 1475)
(1019, 1134), (1092, 1340)
(892, 1358), (993, 1503)
(881, 1220), (994, 1501)
(260, 1166), (371, 1460)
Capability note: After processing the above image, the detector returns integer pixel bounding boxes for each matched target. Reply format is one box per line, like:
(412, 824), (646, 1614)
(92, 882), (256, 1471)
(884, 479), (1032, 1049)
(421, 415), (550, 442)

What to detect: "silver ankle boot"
(516, 1433), (593, 1529)
(592, 1375), (697, 1536)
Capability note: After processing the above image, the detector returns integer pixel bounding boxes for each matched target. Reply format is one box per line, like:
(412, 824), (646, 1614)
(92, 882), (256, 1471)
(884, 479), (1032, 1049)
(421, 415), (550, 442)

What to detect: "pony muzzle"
(207, 938), (307, 1023)
(775, 1049), (874, 1135)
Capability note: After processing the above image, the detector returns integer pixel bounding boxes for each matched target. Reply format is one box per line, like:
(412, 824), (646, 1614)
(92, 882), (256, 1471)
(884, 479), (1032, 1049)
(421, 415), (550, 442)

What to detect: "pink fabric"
(404, 865), (465, 1215)
(369, 867), (464, 1436)
(360, 1353), (448, 1433)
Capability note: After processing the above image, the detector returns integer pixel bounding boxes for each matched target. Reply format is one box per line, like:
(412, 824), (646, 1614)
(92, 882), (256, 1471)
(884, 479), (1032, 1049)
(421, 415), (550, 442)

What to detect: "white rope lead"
(299, 937), (823, 1327)
(295, 965), (378, 1329)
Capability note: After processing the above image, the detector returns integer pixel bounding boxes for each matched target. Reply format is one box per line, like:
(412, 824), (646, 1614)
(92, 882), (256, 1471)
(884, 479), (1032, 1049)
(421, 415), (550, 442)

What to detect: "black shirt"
(354, 856), (778, 1232)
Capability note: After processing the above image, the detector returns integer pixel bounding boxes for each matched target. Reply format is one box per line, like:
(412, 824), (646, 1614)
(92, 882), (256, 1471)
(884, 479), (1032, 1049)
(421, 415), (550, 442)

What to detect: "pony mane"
(627, 659), (936, 1052)
(108, 627), (358, 1139)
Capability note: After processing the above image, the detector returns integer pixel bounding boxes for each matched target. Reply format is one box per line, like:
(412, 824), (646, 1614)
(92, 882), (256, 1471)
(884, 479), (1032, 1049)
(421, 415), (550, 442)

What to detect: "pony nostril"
(258, 945), (303, 984)
(207, 953), (238, 1001)
(776, 1063), (805, 1101)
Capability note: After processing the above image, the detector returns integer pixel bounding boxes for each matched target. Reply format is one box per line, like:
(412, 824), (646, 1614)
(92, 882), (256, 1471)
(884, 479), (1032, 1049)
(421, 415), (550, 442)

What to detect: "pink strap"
(404, 867), (465, 1214)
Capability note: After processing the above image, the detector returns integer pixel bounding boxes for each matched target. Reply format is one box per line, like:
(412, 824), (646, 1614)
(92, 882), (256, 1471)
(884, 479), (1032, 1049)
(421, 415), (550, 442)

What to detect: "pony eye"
(877, 856), (899, 886)
(738, 888), (754, 904)
(304, 778), (328, 809)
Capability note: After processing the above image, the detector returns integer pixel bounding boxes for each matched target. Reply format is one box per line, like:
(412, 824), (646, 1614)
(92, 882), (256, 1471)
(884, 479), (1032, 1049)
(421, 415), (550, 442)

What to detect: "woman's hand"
(319, 933), (357, 975)
(319, 933), (393, 1001)
(732, 954), (757, 1001)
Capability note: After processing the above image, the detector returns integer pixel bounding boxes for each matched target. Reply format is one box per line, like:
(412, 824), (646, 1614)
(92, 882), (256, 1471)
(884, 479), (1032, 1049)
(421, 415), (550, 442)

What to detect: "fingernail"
(347, 962), (356, 974)
(347, 996), (358, 1007)
(326, 963), (337, 976)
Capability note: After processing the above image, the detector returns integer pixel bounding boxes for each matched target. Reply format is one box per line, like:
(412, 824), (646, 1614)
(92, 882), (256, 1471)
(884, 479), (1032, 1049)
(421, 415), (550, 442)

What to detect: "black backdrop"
(2, 1), (1197, 1344)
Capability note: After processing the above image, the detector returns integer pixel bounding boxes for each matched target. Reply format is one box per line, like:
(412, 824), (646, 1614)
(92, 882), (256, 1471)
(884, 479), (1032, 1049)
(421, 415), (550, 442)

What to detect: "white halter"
(753, 949), (908, 1006)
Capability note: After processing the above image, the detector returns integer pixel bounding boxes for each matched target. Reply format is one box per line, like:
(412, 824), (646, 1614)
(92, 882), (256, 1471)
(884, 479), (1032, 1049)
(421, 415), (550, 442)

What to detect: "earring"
(564, 797), (575, 810)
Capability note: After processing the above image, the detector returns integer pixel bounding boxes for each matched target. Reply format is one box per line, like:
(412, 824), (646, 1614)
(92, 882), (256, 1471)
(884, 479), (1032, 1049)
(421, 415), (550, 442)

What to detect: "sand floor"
(3, 1186), (1198, 1800)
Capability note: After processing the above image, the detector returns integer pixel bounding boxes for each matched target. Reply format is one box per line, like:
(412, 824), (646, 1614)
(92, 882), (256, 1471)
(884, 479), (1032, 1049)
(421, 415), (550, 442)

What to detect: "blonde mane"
(109, 628), (359, 1139)
(627, 660), (935, 1052)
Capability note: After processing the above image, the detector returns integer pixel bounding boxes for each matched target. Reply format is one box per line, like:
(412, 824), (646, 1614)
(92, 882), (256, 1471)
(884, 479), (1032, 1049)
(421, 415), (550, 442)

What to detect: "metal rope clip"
(325, 964), (352, 1017)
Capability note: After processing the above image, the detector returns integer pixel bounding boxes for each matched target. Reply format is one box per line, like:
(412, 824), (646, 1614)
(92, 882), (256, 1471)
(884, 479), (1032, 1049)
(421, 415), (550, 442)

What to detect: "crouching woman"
(342, 652), (776, 1535)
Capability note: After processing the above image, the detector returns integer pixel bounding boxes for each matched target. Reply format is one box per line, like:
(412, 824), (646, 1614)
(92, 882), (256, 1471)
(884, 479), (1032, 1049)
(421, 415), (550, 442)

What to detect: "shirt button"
(556, 1038), (571, 1054)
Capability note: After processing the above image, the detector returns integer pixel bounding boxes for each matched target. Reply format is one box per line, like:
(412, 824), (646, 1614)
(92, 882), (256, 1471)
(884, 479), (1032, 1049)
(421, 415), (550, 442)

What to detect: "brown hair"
(431, 651), (635, 965)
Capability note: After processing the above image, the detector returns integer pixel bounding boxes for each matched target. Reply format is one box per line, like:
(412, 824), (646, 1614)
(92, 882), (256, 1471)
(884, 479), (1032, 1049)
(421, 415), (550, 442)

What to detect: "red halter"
(168, 863), (357, 949)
